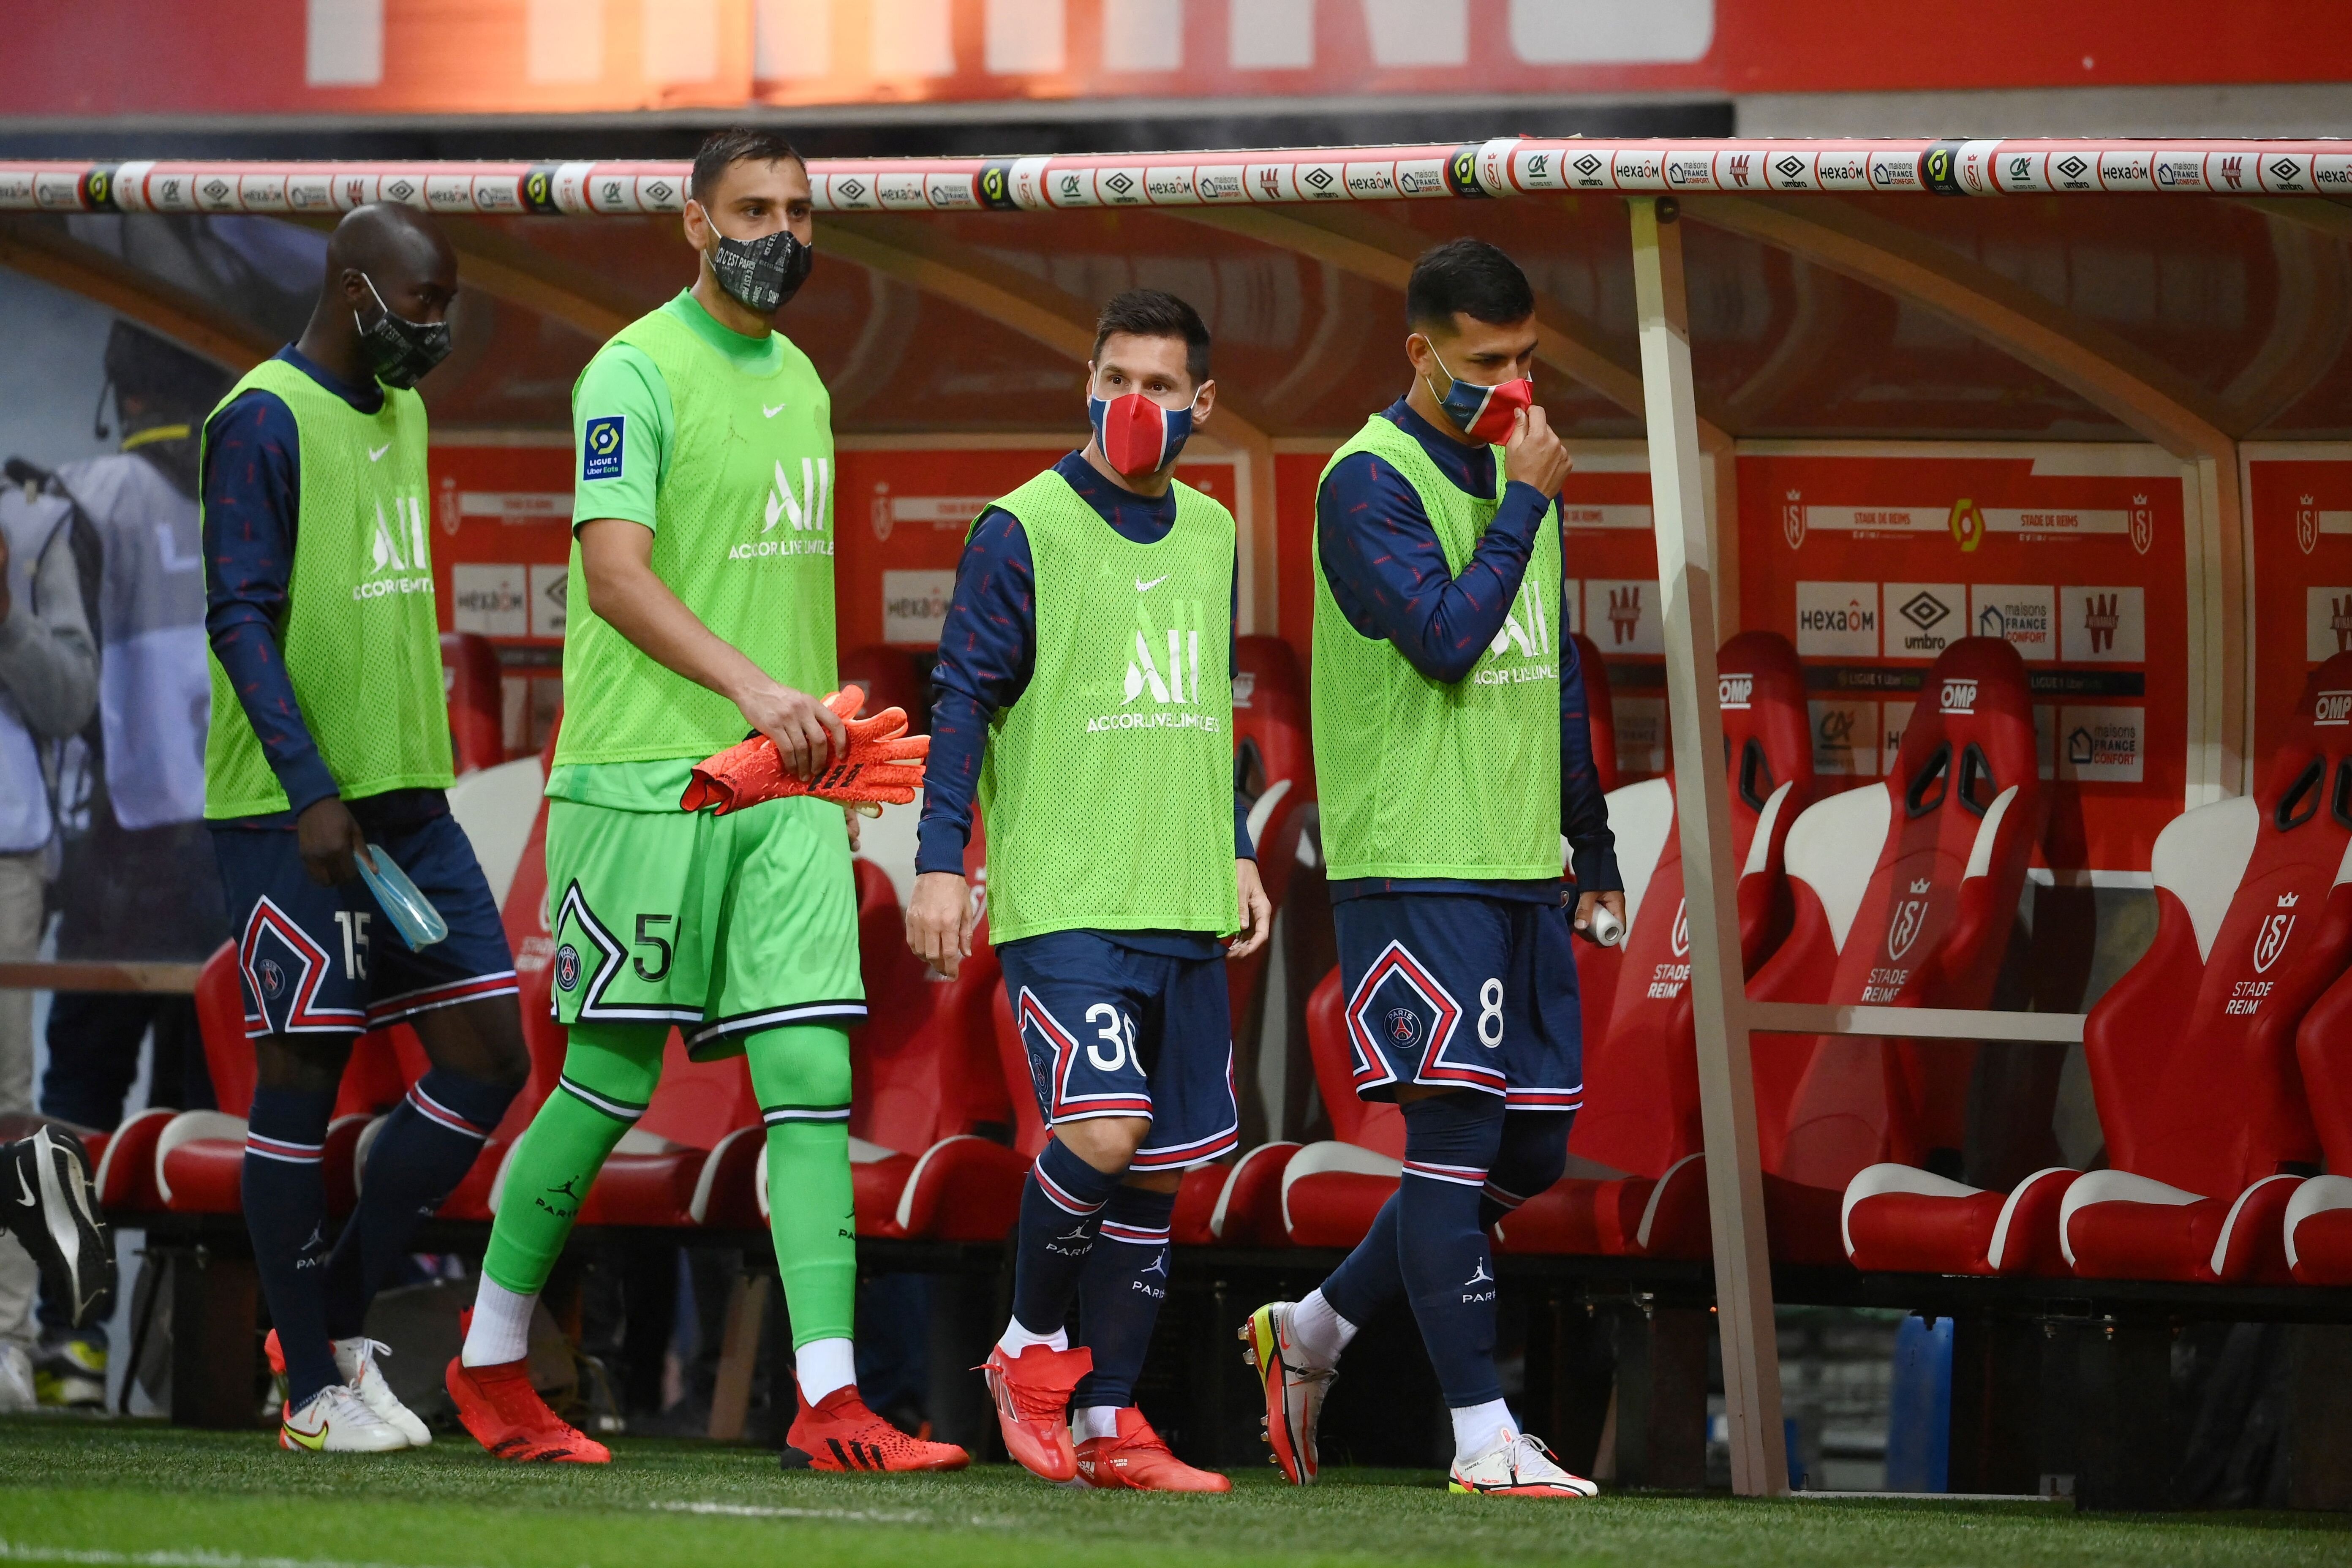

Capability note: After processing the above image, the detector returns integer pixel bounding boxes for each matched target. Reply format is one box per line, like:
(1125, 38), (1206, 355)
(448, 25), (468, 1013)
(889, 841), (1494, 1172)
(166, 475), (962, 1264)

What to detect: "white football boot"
(280, 1383), (409, 1454)
(335, 1337), (432, 1447)
(1239, 1302), (1336, 1484)
(1449, 1430), (1600, 1498)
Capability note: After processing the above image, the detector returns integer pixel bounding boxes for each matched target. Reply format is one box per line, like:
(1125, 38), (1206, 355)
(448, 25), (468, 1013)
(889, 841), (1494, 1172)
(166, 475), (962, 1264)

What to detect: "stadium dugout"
(5, 137), (2352, 1508)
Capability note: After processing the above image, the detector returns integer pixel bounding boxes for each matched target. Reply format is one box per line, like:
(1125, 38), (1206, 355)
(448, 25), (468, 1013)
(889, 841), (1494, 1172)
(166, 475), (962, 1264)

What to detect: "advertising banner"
(2244, 445), (2352, 765)
(1737, 444), (2191, 873)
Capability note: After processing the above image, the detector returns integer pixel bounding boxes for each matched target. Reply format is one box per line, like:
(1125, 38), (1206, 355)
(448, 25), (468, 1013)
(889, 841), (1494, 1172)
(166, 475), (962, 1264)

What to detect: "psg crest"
(555, 943), (582, 992)
(1385, 1007), (1423, 1047)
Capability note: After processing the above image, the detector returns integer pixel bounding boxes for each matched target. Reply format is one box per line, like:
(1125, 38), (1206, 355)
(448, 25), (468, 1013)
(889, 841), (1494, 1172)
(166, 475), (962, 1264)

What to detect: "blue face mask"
(1088, 389), (1195, 478)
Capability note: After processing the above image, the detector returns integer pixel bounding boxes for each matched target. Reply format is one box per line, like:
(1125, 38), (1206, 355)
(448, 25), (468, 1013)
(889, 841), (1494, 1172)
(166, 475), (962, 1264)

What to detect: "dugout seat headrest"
(1713, 630), (1813, 870)
(1572, 632), (1619, 793)
(1887, 637), (2037, 828)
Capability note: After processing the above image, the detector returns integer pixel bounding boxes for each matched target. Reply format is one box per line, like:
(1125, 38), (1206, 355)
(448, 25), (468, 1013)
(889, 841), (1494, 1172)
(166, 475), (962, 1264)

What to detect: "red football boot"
(445, 1354), (610, 1463)
(782, 1385), (969, 1473)
(1075, 1408), (1232, 1493)
(980, 1343), (1093, 1482)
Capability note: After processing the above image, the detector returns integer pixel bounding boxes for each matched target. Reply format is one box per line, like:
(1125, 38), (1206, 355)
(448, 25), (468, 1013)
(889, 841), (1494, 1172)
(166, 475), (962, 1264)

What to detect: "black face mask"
(355, 274), (452, 389)
(705, 219), (814, 316)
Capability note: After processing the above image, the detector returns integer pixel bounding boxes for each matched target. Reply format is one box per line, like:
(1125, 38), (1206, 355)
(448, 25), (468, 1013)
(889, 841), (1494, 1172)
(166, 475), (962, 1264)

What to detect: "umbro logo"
(367, 443), (392, 462)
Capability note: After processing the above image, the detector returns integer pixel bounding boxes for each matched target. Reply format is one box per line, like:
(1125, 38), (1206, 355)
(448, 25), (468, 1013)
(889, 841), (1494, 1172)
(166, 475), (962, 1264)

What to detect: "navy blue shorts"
(996, 930), (1239, 1172)
(1333, 893), (1583, 1110)
(211, 799), (517, 1039)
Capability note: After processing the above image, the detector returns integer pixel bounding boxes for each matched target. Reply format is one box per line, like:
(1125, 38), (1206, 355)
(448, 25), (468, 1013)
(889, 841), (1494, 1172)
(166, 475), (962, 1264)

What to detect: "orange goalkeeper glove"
(681, 688), (929, 816)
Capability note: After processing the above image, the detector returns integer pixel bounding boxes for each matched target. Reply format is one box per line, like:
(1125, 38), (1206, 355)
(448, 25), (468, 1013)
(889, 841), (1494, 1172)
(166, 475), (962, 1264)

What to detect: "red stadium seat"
(441, 631), (506, 775)
(2290, 829), (2352, 1283)
(1502, 632), (1815, 1258)
(1718, 639), (2042, 1266)
(2041, 658), (2352, 1283)
(1253, 970), (1406, 1249)
(1228, 636), (1315, 1037)
(1846, 655), (2352, 1281)
(1573, 632), (1620, 796)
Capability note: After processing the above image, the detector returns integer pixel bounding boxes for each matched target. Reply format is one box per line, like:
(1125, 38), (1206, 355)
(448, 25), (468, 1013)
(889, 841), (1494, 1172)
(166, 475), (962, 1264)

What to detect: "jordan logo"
(1142, 1250), (1168, 1277)
(1462, 1260), (1494, 1288)
(548, 1177), (582, 1201)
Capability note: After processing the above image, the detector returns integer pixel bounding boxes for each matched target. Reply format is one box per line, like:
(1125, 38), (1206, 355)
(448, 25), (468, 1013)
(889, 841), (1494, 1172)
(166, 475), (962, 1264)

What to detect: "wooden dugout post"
(1627, 195), (1789, 1498)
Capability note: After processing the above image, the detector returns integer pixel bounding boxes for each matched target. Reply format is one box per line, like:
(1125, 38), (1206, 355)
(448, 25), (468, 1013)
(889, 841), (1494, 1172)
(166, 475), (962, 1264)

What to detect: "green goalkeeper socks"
(746, 1024), (858, 1348)
(480, 1021), (666, 1297)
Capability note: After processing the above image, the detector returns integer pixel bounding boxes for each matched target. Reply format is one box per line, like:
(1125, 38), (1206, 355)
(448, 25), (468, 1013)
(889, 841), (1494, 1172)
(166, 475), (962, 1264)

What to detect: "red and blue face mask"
(1088, 389), (1196, 478)
(1426, 345), (1534, 445)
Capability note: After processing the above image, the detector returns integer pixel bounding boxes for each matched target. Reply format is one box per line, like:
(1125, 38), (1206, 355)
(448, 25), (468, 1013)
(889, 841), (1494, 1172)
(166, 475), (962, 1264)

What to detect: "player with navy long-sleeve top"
(1242, 239), (1622, 1500)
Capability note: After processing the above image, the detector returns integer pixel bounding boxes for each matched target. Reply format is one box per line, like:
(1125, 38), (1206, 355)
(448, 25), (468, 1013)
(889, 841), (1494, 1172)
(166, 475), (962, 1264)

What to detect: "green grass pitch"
(0, 1418), (2345, 1568)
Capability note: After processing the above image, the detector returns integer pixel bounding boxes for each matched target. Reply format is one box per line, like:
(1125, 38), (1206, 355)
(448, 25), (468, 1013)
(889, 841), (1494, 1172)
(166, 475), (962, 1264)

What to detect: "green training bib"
(1311, 414), (1562, 881)
(555, 306), (838, 767)
(978, 469), (1239, 943)
(202, 359), (450, 817)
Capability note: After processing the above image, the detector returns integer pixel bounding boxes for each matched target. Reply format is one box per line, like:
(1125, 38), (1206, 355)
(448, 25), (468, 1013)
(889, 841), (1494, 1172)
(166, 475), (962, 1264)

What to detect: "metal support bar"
(1627, 195), (1787, 1498)
(1748, 1002), (2085, 1045)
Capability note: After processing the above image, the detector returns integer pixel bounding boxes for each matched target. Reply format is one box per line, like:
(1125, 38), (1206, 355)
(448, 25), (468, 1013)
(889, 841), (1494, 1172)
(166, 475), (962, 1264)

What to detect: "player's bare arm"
(577, 516), (843, 781)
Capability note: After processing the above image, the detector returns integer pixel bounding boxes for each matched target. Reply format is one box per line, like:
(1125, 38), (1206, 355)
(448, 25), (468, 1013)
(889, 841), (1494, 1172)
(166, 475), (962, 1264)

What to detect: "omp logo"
(1719, 673), (1753, 710)
(2315, 690), (2352, 727)
(1939, 679), (1979, 714)
(2084, 593), (2121, 653)
(2254, 893), (2299, 974)
(1606, 585), (1643, 645)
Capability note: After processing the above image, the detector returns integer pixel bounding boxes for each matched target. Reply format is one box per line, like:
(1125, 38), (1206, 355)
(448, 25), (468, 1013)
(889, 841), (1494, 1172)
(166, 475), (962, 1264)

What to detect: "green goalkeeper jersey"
(551, 291), (837, 799)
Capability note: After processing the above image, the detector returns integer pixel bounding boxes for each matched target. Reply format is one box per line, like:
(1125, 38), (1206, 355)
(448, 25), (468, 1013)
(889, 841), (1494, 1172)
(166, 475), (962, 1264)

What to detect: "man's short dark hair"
(1406, 238), (1535, 333)
(1092, 289), (1211, 386)
(691, 127), (805, 206)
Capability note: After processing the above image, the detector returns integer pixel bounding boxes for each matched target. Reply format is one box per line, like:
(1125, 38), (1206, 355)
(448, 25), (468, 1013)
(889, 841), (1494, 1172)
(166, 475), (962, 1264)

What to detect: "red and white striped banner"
(4, 141), (2342, 217)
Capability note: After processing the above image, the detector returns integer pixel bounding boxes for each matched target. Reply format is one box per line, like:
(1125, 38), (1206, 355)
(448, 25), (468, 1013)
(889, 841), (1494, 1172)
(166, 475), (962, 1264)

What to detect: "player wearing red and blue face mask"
(909, 290), (1270, 1492)
(1242, 239), (1623, 1499)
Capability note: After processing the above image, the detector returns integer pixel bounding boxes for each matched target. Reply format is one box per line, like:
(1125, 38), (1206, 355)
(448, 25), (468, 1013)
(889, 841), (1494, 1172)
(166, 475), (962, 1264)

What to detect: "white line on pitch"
(0, 1544), (481, 1568)
(644, 1501), (1014, 1527)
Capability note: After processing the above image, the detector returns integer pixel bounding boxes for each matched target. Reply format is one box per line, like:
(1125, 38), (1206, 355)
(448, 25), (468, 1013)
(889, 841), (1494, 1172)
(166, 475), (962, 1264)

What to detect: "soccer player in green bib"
(1242, 240), (1625, 1497)
(906, 290), (1271, 1491)
(446, 130), (964, 1473)
(202, 204), (530, 1454)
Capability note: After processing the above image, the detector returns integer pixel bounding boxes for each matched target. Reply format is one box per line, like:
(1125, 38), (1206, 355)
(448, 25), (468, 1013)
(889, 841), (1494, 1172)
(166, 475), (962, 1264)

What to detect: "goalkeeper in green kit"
(447, 129), (964, 1472)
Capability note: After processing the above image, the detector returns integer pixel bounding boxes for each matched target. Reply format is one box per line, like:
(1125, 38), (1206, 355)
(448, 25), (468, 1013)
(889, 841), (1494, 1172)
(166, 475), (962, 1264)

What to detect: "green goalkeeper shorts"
(544, 793), (864, 1059)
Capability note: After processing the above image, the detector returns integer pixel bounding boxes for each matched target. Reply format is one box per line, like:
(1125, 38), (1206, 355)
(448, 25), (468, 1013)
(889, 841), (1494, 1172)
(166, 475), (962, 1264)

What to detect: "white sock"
(996, 1316), (1070, 1356)
(461, 1277), (536, 1368)
(1073, 1405), (1122, 1441)
(1449, 1399), (1516, 1466)
(795, 1337), (857, 1405)
(1287, 1290), (1356, 1368)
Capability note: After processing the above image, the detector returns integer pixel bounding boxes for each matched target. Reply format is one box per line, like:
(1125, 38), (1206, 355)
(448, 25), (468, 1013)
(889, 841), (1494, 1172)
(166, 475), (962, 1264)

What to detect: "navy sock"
(1479, 1110), (1573, 1230)
(323, 1069), (516, 1340)
(1072, 1184), (1177, 1408)
(1320, 1191), (1402, 1326)
(1395, 1092), (1508, 1409)
(242, 1083), (341, 1409)
(1010, 1138), (1123, 1335)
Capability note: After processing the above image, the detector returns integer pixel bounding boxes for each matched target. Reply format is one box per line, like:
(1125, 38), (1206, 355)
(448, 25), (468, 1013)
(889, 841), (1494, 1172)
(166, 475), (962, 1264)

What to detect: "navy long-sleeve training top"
(1316, 398), (1620, 903)
(201, 345), (441, 828)
(919, 450), (1252, 959)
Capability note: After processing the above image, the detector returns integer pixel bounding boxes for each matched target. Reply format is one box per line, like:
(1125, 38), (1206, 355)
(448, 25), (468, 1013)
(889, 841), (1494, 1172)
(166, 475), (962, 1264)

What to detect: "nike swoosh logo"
(13, 1168), (32, 1207)
(1136, 575), (1169, 593)
(762, 403), (785, 418)
(367, 444), (392, 462)
(284, 1422), (327, 1452)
